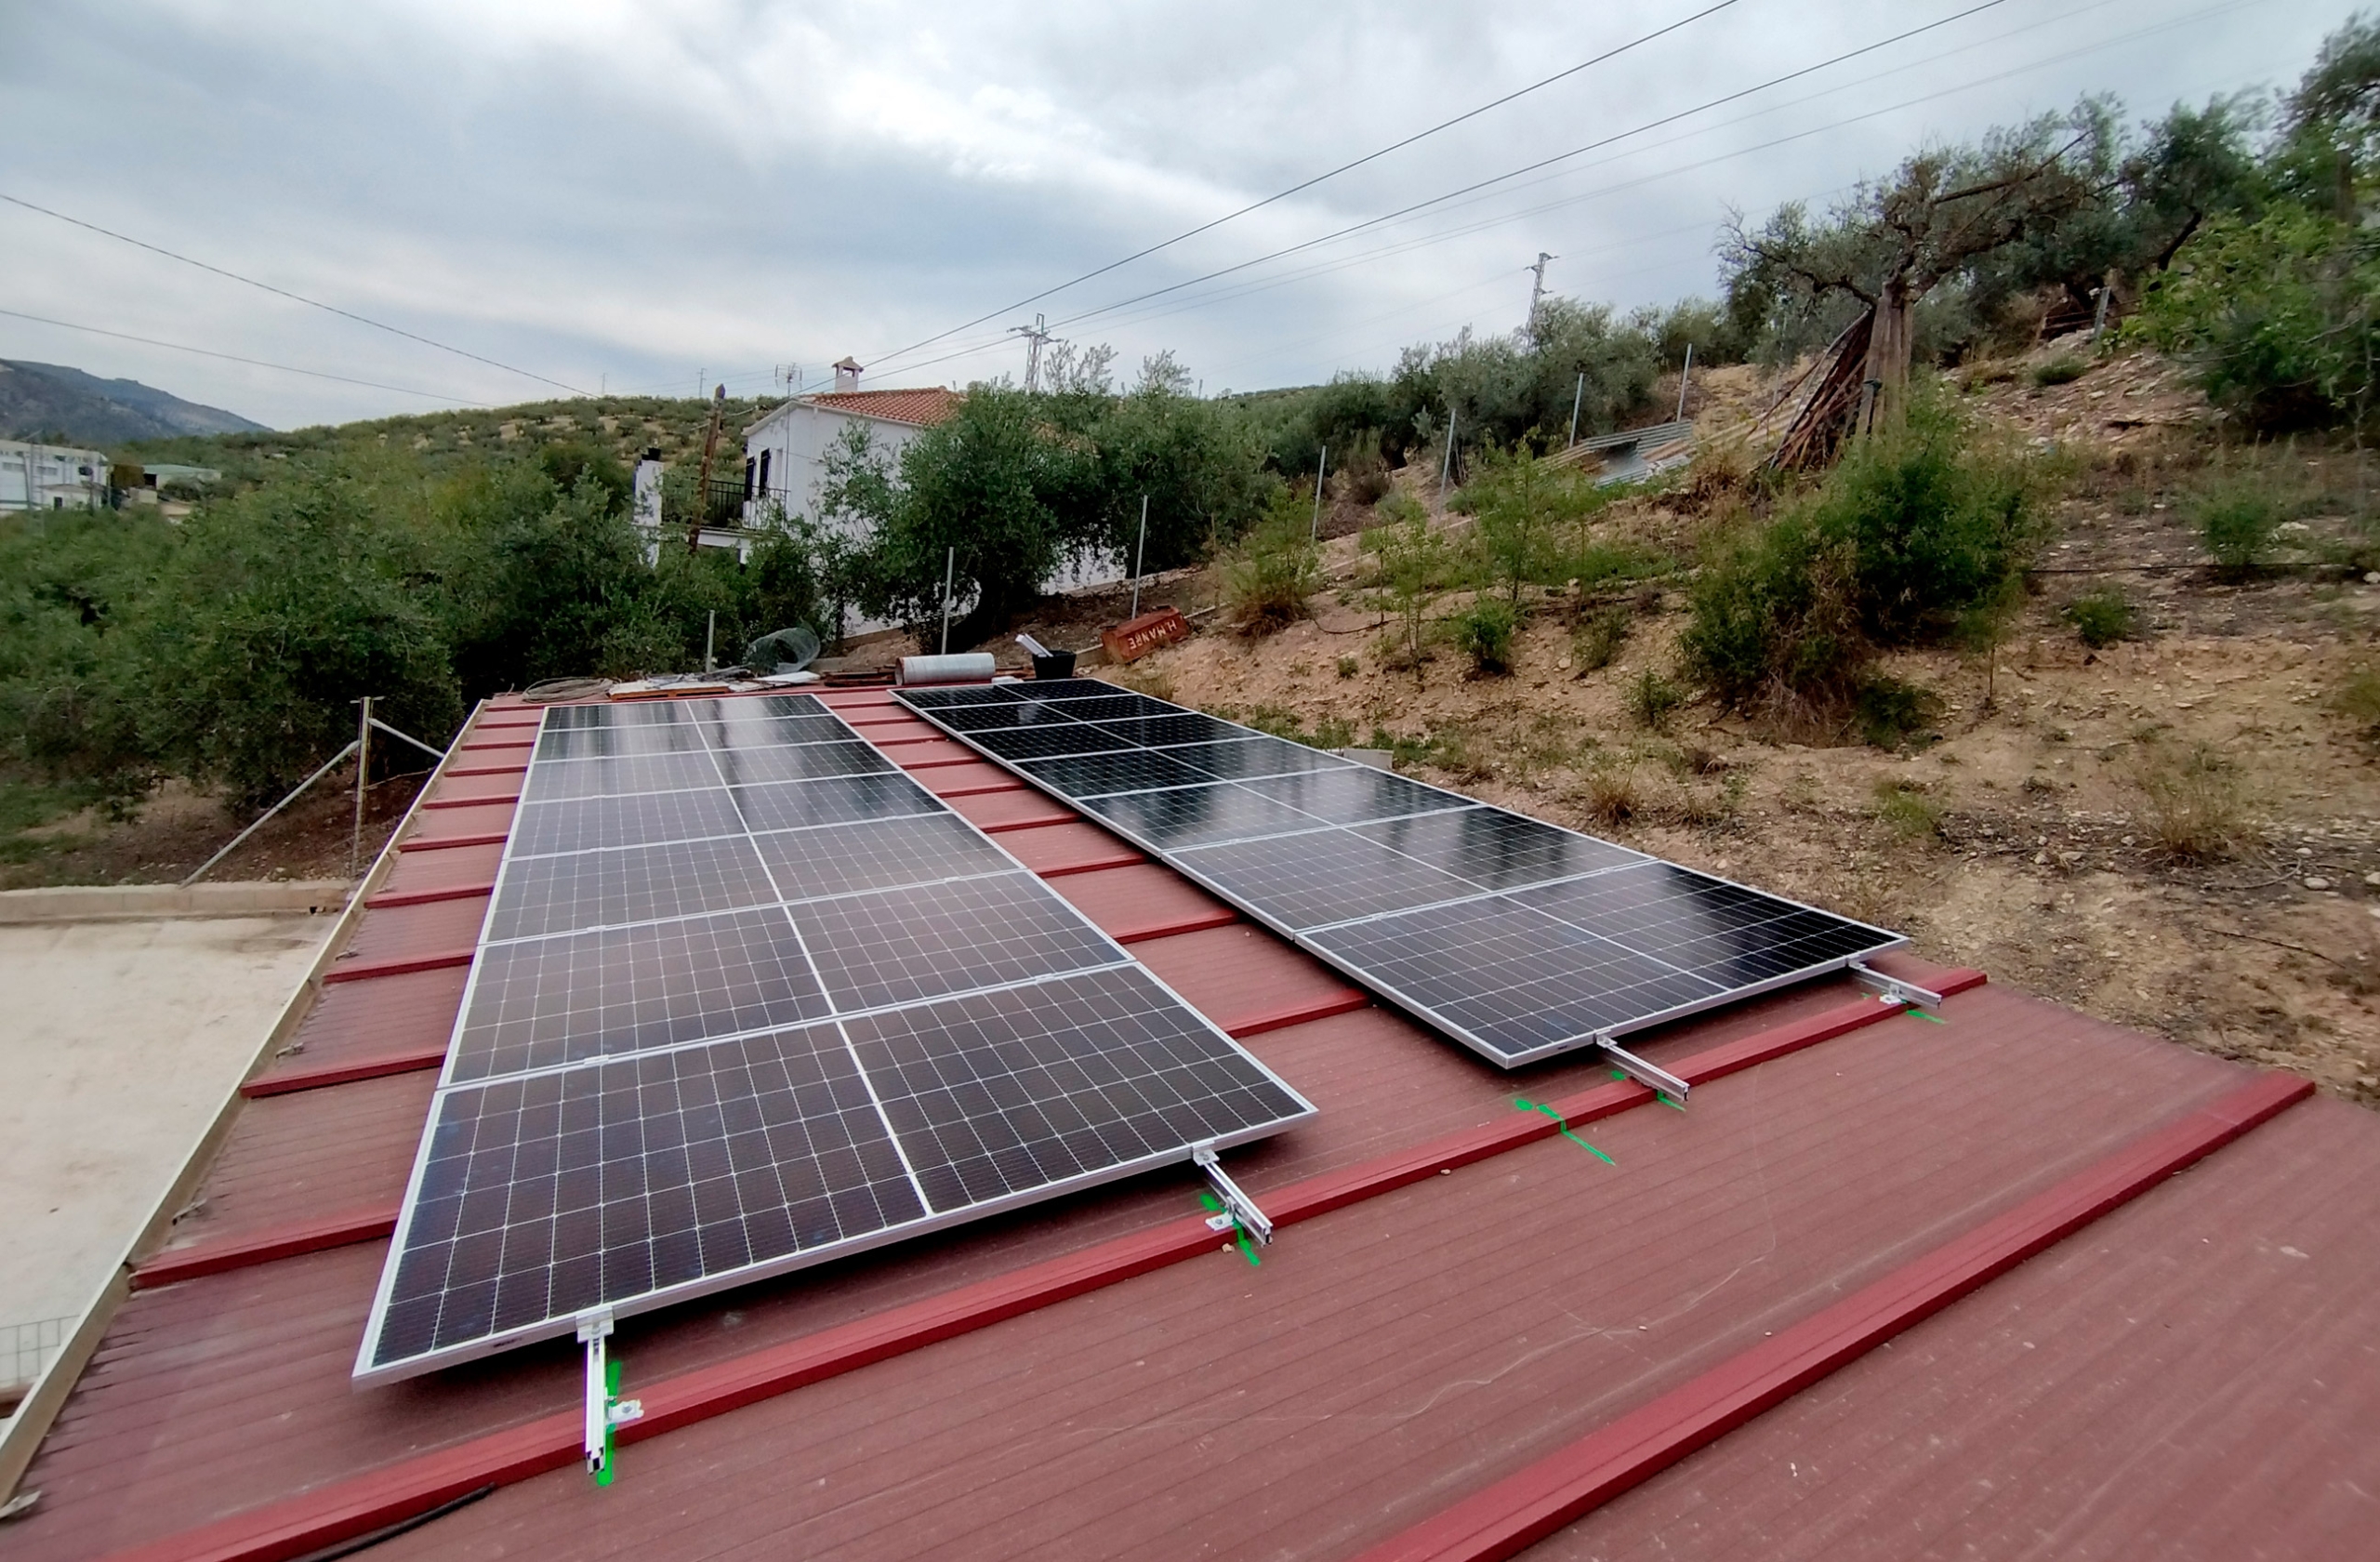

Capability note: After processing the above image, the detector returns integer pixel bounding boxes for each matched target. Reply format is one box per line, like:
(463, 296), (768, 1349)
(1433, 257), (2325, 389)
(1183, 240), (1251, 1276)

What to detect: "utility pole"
(690, 384), (726, 555)
(1009, 313), (1055, 392)
(1527, 252), (1557, 336)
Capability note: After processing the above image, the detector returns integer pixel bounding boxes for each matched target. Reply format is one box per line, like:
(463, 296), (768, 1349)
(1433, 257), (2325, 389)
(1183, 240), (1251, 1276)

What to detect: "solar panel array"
(357, 694), (1315, 1384)
(898, 680), (1903, 1067)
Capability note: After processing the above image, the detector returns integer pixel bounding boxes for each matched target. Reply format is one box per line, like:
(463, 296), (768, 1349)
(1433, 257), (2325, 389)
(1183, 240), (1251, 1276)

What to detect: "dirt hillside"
(1090, 347), (2380, 1104)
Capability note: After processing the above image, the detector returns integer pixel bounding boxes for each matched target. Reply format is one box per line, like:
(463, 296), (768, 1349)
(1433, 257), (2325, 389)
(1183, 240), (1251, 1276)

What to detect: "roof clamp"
(1192, 1143), (1275, 1247)
(1598, 1039), (1691, 1105)
(576, 1307), (642, 1484)
(1849, 961), (1945, 1011)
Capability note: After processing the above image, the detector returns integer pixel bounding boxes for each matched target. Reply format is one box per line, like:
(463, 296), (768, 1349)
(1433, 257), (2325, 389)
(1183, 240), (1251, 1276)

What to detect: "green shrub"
(1365, 494), (1448, 673)
(2334, 663), (2380, 735)
(1336, 655), (1359, 679)
(1626, 667), (1686, 728)
(2194, 479), (2282, 574)
(2063, 588), (2136, 647)
(1224, 491), (1323, 633)
(1449, 598), (1517, 673)
(2030, 355), (2091, 387)
(1852, 675), (1940, 749)
(1871, 779), (1944, 840)
(1680, 391), (2035, 725)
(1572, 607), (1631, 671)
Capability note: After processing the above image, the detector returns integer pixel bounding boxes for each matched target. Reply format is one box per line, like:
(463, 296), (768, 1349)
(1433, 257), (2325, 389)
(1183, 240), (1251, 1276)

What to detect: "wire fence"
(2, 1316), (73, 1409)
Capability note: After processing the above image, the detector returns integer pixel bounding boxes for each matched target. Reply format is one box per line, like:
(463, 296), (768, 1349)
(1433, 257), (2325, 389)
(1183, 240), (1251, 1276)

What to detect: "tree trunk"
(1862, 273), (1916, 431)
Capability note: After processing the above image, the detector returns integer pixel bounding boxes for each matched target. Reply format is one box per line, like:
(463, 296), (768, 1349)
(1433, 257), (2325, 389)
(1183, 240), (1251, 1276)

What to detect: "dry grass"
(1578, 752), (1644, 826)
(2135, 741), (2253, 860)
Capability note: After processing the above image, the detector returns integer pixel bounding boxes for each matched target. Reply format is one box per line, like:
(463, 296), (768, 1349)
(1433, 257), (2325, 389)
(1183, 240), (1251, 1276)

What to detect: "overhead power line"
(0, 306), (492, 405)
(0, 192), (590, 396)
(863, 0), (1752, 375)
(1038, 0), (2019, 338)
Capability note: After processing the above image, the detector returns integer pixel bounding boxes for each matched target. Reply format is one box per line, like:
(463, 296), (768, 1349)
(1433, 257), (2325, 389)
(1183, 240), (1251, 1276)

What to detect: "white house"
(0, 439), (111, 511)
(738, 357), (962, 532)
(732, 359), (1130, 635)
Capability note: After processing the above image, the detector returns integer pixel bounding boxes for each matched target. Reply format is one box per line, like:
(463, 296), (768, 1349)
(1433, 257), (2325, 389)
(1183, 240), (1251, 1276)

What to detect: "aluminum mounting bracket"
(1193, 1144), (1275, 1246)
(1600, 1039), (1690, 1104)
(1849, 961), (1944, 1011)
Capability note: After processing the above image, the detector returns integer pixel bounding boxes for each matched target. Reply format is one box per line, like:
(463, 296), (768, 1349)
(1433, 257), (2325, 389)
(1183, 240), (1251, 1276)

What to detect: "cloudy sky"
(0, 0), (2363, 429)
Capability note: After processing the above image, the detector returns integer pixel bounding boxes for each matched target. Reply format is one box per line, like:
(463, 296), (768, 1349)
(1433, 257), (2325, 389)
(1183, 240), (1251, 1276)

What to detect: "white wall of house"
(0, 440), (110, 511)
(739, 401), (934, 535)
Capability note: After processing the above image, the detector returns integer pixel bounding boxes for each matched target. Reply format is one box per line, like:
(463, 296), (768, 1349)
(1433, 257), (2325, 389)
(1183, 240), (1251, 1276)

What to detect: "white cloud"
(0, 0), (2362, 426)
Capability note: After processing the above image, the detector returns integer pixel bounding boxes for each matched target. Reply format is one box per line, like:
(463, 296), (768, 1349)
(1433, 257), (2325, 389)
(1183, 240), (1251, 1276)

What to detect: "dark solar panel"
(896, 684), (1903, 1069)
(847, 964), (1313, 1213)
(510, 788), (746, 857)
(450, 908), (834, 1082)
(361, 694), (1313, 1383)
(1015, 748), (1215, 797)
(971, 722), (1138, 761)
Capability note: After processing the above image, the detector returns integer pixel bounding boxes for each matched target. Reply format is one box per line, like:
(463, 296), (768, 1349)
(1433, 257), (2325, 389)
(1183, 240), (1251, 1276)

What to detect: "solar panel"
(359, 692), (1313, 1384)
(897, 682), (1904, 1069)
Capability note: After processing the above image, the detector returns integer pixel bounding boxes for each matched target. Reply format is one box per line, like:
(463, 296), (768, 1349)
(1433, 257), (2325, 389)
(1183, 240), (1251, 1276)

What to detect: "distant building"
(0, 438), (110, 510)
(738, 359), (963, 530)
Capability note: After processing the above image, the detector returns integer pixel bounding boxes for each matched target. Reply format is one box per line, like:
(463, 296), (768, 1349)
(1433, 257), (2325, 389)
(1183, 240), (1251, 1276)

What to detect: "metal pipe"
(1567, 374), (1584, 446)
(939, 546), (957, 655)
(1130, 495), (1149, 620)
(1439, 404), (1458, 495)
(1311, 446), (1327, 539)
(182, 740), (359, 888)
(1674, 342), (1695, 422)
(350, 696), (373, 880)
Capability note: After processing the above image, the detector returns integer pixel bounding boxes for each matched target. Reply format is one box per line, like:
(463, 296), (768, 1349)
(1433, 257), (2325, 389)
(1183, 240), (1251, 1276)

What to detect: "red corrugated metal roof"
(3, 684), (2371, 1562)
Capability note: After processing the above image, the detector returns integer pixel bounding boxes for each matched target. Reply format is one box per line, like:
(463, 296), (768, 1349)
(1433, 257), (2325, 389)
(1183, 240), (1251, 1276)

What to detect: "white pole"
(939, 545), (957, 654)
(1130, 495), (1149, 620)
(1567, 374), (1584, 447)
(1674, 343), (1695, 422)
(704, 610), (716, 673)
(1311, 446), (1328, 539)
(1439, 405), (1458, 496)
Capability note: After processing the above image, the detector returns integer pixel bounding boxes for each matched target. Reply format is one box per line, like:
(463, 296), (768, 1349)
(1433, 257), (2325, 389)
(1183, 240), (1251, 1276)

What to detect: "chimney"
(832, 356), (863, 393)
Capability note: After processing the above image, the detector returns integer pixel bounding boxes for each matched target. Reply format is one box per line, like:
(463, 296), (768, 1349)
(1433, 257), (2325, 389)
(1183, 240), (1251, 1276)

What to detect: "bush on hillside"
(1224, 490), (1322, 634)
(1679, 391), (2037, 728)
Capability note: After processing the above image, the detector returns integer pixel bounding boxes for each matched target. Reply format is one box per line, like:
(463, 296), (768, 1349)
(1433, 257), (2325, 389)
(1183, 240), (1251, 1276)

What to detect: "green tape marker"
(1514, 1098), (1616, 1164)
(594, 1357), (623, 1488)
(1611, 1068), (1686, 1110)
(1906, 1009), (1947, 1025)
(1198, 1190), (1262, 1265)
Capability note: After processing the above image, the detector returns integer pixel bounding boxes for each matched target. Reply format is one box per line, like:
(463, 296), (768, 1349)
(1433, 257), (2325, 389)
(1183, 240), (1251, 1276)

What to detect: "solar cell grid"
(728, 773), (939, 834)
(1076, 781), (1322, 850)
(754, 812), (1013, 900)
(898, 682), (1904, 1068)
(373, 1024), (921, 1367)
(450, 907), (832, 1082)
(848, 965), (1311, 1213)
(362, 692), (1315, 1383)
(1015, 748), (1214, 798)
(509, 788), (745, 857)
(522, 749), (724, 803)
(1349, 807), (1646, 890)
(932, 701), (1099, 734)
(972, 722), (1137, 761)
(486, 835), (779, 941)
(1173, 829), (1479, 931)
(787, 871), (1121, 1013)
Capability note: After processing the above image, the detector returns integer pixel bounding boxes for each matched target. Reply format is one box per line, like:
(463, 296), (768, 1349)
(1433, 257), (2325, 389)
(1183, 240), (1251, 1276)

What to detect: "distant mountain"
(0, 359), (267, 447)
